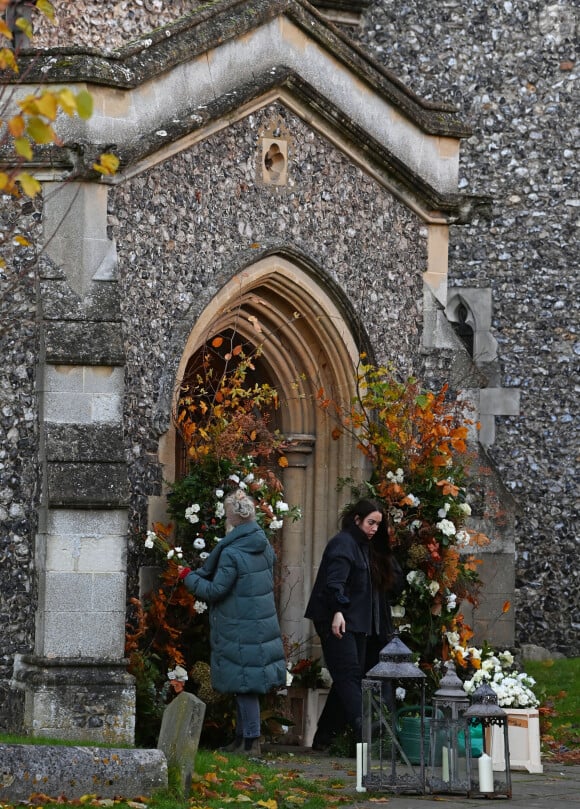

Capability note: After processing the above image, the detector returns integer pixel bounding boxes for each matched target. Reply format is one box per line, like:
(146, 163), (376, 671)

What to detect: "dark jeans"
(314, 623), (367, 743)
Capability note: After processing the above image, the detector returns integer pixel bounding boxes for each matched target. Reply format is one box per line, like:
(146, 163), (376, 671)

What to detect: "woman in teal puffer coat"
(179, 489), (286, 756)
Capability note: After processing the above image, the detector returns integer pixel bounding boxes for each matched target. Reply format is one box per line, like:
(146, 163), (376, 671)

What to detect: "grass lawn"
(524, 656), (580, 762)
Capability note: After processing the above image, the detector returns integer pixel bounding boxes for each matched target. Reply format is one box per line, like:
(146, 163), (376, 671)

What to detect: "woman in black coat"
(305, 498), (403, 750)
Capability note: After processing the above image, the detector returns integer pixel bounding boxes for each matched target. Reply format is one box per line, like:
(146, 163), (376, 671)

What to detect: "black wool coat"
(305, 527), (374, 635)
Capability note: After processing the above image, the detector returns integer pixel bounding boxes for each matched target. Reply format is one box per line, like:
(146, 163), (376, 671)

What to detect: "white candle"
(478, 752), (494, 793)
(356, 742), (367, 792)
(441, 745), (450, 782)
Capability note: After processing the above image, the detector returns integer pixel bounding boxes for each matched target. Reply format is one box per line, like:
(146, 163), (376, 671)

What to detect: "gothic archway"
(159, 255), (367, 650)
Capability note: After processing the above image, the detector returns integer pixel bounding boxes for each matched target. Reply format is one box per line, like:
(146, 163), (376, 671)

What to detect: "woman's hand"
(332, 611), (346, 638)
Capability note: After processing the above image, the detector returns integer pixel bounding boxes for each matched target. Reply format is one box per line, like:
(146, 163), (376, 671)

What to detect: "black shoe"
(312, 732), (333, 751)
(219, 736), (243, 752)
(241, 737), (261, 756)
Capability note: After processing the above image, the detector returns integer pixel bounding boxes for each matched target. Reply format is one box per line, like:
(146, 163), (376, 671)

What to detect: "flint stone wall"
(32, 2), (579, 654)
(0, 195), (42, 731)
(0, 4), (575, 738)
(111, 100), (425, 572)
(358, 0), (578, 655)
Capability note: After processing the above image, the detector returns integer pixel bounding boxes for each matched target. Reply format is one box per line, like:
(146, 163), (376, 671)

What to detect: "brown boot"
(219, 736), (243, 752)
(241, 737), (261, 756)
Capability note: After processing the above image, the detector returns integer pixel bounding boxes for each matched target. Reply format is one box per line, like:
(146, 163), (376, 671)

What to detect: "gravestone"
(0, 745), (167, 801)
(157, 692), (206, 795)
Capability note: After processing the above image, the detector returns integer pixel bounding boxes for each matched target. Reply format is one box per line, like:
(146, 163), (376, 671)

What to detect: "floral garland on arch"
(125, 335), (302, 745)
(318, 359), (495, 694)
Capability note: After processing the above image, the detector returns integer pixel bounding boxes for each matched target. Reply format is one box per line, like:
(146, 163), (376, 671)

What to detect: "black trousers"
(314, 623), (367, 743)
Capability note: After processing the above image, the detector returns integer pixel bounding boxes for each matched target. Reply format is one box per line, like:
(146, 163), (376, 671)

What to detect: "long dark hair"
(341, 498), (398, 592)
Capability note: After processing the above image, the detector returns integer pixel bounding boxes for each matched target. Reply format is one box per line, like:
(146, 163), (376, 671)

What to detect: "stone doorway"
(156, 254), (366, 651)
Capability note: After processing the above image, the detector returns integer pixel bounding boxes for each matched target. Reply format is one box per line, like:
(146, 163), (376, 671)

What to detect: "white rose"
(200, 551), (209, 560)
(436, 518), (456, 537)
(194, 600), (208, 613)
(193, 537), (206, 550)
(215, 488), (224, 498)
(455, 530), (470, 547)
(428, 581), (440, 596)
(459, 502), (472, 516)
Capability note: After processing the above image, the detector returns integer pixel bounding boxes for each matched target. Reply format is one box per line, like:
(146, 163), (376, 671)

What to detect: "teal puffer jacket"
(182, 521), (286, 695)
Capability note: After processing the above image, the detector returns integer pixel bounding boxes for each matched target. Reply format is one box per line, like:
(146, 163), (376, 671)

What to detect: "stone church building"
(0, 1), (576, 743)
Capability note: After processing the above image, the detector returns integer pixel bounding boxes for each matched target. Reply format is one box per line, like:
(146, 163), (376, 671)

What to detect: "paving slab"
(261, 745), (580, 808)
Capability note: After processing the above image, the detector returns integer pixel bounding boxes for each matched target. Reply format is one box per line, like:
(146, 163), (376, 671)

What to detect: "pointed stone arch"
(157, 254), (367, 648)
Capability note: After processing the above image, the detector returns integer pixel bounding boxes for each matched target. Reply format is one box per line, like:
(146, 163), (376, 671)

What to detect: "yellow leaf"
(13, 235), (30, 246)
(235, 796), (252, 803)
(75, 89), (94, 120)
(14, 136), (33, 160)
(15, 16), (33, 40)
(0, 172), (10, 191)
(277, 456), (289, 468)
(35, 92), (58, 121)
(8, 114), (25, 138)
(35, 0), (56, 20)
(17, 172), (41, 197)
(0, 20), (14, 39)
(93, 152), (120, 176)
(0, 46), (18, 72)
(256, 800), (278, 809)
(27, 117), (56, 145)
(79, 795), (98, 804)
(57, 87), (77, 116)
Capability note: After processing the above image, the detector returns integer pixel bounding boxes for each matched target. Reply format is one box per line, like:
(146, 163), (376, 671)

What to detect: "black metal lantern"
(464, 682), (512, 799)
(427, 661), (473, 794)
(361, 634), (427, 795)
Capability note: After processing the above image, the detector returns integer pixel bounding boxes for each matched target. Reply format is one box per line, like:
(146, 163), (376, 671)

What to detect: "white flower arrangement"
(462, 649), (539, 708)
